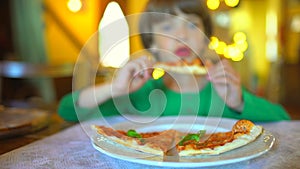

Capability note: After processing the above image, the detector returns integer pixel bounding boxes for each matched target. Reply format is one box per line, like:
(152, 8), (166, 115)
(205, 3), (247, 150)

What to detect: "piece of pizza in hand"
(91, 125), (175, 156)
(153, 57), (207, 75)
(176, 120), (263, 156)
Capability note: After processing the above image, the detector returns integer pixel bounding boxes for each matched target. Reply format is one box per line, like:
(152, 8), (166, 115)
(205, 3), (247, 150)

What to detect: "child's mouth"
(174, 47), (191, 57)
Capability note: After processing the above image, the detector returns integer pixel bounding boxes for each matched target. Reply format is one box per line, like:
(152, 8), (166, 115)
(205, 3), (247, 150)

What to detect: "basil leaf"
(179, 134), (199, 146)
(127, 129), (142, 138)
(179, 130), (206, 146)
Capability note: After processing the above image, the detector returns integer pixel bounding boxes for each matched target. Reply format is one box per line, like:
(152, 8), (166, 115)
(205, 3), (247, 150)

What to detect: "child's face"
(151, 9), (206, 63)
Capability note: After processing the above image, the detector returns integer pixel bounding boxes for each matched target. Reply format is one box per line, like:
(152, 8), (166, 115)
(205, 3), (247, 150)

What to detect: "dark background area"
(0, 0), (299, 119)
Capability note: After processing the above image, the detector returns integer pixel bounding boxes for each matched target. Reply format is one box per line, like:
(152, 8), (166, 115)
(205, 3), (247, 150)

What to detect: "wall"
(229, 0), (269, 92)
(125, 0), (148, 57)
(43, 0), (101, 64)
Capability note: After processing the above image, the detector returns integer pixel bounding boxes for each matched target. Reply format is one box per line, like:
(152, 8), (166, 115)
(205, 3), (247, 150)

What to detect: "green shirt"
(58, 79), (291, 122)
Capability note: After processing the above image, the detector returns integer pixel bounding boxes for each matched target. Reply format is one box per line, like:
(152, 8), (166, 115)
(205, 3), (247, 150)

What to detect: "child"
(58, 0), (290, 122)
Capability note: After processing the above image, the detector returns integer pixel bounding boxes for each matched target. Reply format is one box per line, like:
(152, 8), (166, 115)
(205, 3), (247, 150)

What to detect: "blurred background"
(0, 0), (299, 119)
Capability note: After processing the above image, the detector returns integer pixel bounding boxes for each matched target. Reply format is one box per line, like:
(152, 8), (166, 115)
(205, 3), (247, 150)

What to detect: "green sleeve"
(223, 89), (291, 122)
(58, 91), (87, 122)
(57, 80), (158, 122)
(57, 91), (97, 122)
(58, 90), (121, 122)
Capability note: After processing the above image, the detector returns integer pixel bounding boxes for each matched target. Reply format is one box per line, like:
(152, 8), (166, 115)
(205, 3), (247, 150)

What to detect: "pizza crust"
(92, 125), (174, 156)
(154, 63), (207, 75)
(178, 125), (263, 156)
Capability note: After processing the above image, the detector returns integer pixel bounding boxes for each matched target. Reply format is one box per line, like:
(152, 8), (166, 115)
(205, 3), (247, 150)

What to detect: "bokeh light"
(209, 36), (219, 50)
(208, 32), (248, 61)
(207, 0), (220, 10)
(233, 32), (247, 43)
(224, 0), (240, 8)
(207, 0), (240, 10)
(215, 41), (227, 55)
(67, 0), (82, 13)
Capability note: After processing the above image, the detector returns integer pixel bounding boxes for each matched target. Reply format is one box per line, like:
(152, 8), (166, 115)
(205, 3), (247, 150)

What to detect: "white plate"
(91, 116), (275, 168)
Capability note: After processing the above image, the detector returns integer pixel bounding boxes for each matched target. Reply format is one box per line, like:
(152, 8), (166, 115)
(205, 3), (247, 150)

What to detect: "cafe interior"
(0, 0), (300, 163)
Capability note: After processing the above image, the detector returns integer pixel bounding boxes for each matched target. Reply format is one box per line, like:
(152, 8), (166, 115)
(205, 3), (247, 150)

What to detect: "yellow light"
(152, 68), (165, 80)
(67, 0), (82, 13)
(215, 41), (227, 55)
(231, 52), (244, 62)
(224, 45), (235, 58)
(209, 36), (219, 50)
(236, 41), (248, 52)
(224, 45), (232, 59)
(207, 0), (220, 10)
(233, 32), (247, 43)
(210, 34), (246, 61)
(224, 0), (239, 7)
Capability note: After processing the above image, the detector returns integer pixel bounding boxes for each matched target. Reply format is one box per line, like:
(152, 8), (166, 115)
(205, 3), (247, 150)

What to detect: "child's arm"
(239, 90), (291, 121)
(77, 56), (153, 108)
(206, 59), (244, 112)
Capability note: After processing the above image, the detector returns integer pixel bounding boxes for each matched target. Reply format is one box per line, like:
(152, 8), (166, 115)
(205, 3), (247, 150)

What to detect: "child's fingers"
(207, 60), (240, 84)
(131, 56), (153, 78)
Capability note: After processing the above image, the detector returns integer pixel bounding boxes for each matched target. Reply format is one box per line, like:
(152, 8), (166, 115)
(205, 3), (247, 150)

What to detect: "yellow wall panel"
(125, 0), (148, 57)
(44, 0), (101, 64)
(230, 0), (269, 88)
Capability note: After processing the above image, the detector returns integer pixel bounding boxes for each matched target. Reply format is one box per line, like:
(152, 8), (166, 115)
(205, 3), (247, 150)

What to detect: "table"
(0, 111), (74, 155)
(0, 116), (299, 169)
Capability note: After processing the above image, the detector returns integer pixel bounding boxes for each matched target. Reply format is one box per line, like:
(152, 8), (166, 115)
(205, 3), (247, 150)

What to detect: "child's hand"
(111, 56), (154, 97)
(206, 59), (244, 112)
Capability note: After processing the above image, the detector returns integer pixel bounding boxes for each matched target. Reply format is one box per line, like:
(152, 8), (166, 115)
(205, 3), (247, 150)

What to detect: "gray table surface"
(1, 115), (299, 169)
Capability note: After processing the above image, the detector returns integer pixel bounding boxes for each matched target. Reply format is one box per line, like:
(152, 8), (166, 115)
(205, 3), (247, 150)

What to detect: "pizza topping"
(178, 130), (206, 146)
(199, 131), (234, 149)
(177, 120), (257, 151)
(127, 129), (142, 138)
(186, 57), (204, 66)
(193, 57), (204, 66)
(177, 131), (234, 150)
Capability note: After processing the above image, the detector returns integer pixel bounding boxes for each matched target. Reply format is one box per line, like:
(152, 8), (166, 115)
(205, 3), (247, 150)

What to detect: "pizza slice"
(91, 125), (175, 156)
(154, 57), (207, 75)
(92, 120), (263, 157)
(176, 120), (263, 156)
